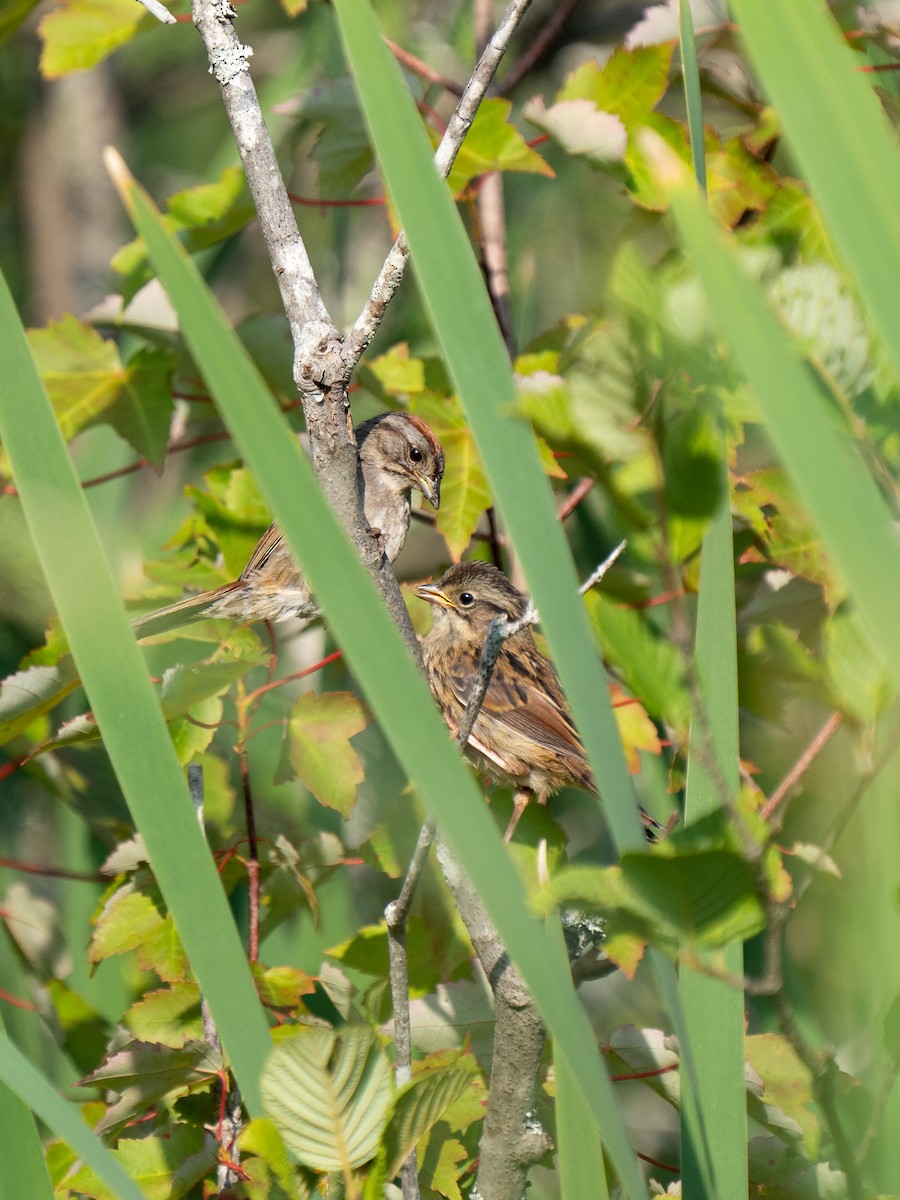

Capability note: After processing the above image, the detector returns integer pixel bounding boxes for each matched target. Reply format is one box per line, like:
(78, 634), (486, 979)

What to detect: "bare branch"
(760, 711), (842, 827)
(343, 0), (534, 367)
(135, 0), (177, 24)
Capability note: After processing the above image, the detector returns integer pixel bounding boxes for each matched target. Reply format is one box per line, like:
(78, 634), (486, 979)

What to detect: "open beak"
(414, 582), (453, 608)
(416, 474), (441, 510)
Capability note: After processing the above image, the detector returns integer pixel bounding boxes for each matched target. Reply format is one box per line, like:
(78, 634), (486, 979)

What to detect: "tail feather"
(130, 588), (228, 639)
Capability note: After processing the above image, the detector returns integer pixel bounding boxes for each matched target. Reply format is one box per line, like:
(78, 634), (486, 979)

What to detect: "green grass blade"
(658, 170), (900, 694)
(332, 0), (645, 853)
(0, 1017), (54, 1200)
(328, 1), (717, 1188)
(0, 1029), (145, 1200)
(116, 155), (647, 1199)
(554, 1043), (611, 1200)
(678, 0), (706, 190)
(731, 0), (900, 377)
(676, 14), (747, 1191)
(0, 267), (272, 1113)
(680, 463), (747, 1196)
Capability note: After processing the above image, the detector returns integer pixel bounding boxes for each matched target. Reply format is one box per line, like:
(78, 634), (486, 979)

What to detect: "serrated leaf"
(123, 983), (203, 1048)
(446, 98), (554, 193)
(383, 1062), (478, 1177)
(252, 963), (316, 1009)
(558, 44), (673, 129)
(82, 1042), (220, 1138)
(288, 690), (367, 816)
(0, 658), (81, 745)
(328, 916), (469, 995)
(261, 1026), (393, 1173)
(103, 346), (175, 467)
(288, 78), (374, 197)
(38, 0), (142, 79)
(89, 885), (186, 981)
(66, 1122), (215, 1199)
(361, 344), (426, 397)
(410, 394), (492, 560)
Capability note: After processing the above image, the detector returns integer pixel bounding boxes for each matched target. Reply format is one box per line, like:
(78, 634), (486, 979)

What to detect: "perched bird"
(133, 411), (444, 638)
(416, 560), (649, 842)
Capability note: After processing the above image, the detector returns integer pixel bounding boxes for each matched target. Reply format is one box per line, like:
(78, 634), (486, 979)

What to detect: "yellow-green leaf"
(288, 690), (367, 816)
(39, 0), (143, 78)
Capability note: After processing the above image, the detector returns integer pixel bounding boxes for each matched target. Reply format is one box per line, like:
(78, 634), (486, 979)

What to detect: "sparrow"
(133, 411), (444, 638)
(416, 560), (652, 842)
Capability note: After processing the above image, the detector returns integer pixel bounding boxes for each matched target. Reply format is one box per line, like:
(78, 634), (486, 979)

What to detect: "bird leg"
(503, 787), (534, 843)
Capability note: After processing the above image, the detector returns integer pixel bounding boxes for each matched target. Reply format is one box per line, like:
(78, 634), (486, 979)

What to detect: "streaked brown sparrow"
(134, 411), (444, 638)
(416, 560), (639, 842)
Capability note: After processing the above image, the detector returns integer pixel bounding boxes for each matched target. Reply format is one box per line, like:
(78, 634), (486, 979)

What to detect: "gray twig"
(189, 764), (244, 1193)
(135, 0), (176, 23)
(344, 0), (534, 367)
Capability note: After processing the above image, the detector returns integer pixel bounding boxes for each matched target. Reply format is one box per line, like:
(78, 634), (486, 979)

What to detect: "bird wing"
(239, 522), (284, 580)
(446, 647), (586, 763)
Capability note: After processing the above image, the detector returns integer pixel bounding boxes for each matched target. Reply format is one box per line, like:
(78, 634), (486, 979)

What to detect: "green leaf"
(38, 0), (143, 78)
(410, 393), (492, 560)
(83, 1042), (220, 1138)
(240, 1118), (314, 1200)
(112, 167), (255, 304)
(0, 658), (81, 745)
(160, 660), (253, 717)
(66, 1122), (216, 1200)
(446, 98), (554, 194)
(123, 982), (203, 1048)
(288, 690), (367, 816)
(25, 315), (122, 442)
(383, 1062), (479, 1178)
(558, 44), (674, 129)
(585, 592), (691, 730)
(252, 964), (316, 1009)
(537, 840), (766, 949)
(288, 77), (374, 198)
(103, 346), (176, 468)
(89, 885), (187, 982)
(261, 1026), (393, 1173)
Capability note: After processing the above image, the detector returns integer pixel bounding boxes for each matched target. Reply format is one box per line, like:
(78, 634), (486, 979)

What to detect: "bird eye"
(409, 446), (423, 463)
(458, 592), (474, 607)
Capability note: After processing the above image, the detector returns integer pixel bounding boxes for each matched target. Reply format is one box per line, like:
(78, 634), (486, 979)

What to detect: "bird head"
(357, 411), (444, 509)
(415, 560), (527, 638)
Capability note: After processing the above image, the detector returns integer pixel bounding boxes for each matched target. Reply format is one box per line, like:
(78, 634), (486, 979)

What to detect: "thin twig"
(498, 0), (583, 96)
(760, 712), (843, 827)
(189, 763), (245, 1192)
(579, 540), (626, 595)
(556, 476), (595, 522)
(135, 0), (176, 24)
(344, 0), (535, 367)
(385, 37), (464, 95)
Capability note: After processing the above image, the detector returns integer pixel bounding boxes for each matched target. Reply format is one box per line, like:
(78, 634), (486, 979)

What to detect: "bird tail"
(130, 588), (228, 639)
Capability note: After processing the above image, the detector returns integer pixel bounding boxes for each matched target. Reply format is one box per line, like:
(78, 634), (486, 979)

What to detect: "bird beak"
(416, 473), (441, 510)
(415, 582), (453, 608)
